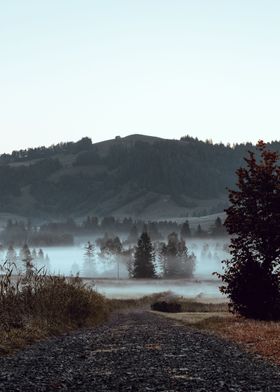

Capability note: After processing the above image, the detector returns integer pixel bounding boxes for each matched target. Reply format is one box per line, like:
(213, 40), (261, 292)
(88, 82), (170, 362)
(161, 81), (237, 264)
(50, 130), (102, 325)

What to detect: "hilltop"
(0, 134), (279, 220)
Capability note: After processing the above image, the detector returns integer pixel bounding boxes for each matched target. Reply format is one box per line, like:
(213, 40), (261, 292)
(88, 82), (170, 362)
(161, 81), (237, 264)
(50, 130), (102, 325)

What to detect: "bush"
(0, 262), (109, 334)
(222, 258), (280, 320)
(151, 301), (182, 313)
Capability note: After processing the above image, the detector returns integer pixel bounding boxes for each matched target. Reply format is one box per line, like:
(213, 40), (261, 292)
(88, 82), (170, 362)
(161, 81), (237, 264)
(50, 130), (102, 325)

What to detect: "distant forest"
(0, 135), (279, 217)
(0, 215), (226, 247)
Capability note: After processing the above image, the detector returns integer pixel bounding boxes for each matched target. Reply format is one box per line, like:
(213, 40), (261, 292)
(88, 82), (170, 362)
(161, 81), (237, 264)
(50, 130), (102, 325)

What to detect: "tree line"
(82, 230), (196, 279)
(0, 216), (227, 247)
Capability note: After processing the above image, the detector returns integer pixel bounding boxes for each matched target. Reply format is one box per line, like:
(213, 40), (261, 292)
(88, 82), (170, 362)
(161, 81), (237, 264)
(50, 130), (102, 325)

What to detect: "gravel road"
(0, 310), (280, 391)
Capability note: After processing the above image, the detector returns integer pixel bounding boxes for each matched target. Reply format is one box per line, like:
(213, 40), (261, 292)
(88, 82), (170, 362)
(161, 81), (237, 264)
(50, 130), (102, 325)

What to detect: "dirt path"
(0, 310), (280, 391)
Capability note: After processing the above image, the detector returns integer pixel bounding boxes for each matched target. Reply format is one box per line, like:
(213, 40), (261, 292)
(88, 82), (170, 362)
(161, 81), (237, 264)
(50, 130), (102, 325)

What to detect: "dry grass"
(153, 308), (280, 366)
(195, 316), (280, 366)
(0, 261), (109, 354)
(151, 311), (230, 324)
(178, 299), (228, 313)
(0, 262), (173, 355)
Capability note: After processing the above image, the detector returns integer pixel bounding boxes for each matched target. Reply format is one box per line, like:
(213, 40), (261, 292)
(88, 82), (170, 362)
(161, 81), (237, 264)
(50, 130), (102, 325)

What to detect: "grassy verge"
(194, 316), (280, 366)
(0, 262), (172, 354)
(153, 305), (280, 366)
(0, 262), (109, 354)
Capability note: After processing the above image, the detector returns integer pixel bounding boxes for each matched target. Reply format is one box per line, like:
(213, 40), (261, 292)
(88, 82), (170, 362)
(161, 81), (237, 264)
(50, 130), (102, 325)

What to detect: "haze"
(1, 0), (280, 153)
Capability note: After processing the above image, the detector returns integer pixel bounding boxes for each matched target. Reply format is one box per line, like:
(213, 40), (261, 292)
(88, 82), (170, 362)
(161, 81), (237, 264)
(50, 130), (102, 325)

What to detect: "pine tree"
(211, 217), (227, 236)
(133, 232), (156, 278)
(83, 241), (95, 276)
(160, 232), (195, 278)
(38, 248), (44, 260)
(21, 243), (33, 276)
(84, 241), (95, 261)
(180, 220), (191, 239)
(6, 244), (17, 264)
(195, 224), (204, 237)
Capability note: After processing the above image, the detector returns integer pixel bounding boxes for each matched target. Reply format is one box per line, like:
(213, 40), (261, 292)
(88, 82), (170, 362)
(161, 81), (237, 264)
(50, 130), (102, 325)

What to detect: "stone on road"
(0, 311), (280, 391)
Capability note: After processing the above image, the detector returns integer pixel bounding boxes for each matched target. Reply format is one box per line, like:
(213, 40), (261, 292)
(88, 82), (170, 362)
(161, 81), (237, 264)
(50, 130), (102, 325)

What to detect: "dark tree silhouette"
(219, 141), (280, 320)
(133, 232), (156, 278)
(180, 220), (191, 239)
(211, 217), (227, 236)
(160, 232), (195, 278)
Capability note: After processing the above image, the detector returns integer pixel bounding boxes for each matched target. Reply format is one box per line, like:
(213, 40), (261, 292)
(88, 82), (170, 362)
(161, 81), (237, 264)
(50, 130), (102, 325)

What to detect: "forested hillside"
(0, 134), (279, 219)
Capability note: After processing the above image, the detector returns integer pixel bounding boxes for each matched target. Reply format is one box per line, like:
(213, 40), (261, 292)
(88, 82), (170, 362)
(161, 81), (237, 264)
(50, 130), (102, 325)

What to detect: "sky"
(1, 0), (280, 153)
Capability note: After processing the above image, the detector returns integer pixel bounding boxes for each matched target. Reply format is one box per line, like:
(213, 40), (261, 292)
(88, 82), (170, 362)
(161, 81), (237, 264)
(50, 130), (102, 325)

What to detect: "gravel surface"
(0, 310), (280, 391)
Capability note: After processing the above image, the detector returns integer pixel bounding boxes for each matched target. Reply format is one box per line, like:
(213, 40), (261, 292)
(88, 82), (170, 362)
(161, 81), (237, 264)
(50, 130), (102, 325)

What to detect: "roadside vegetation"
(0, 261), (109, 354)
(0, 259), (172, 354)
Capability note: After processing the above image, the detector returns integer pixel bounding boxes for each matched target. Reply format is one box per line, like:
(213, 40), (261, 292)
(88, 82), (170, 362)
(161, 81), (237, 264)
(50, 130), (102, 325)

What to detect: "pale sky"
(1, 0), (280, 153)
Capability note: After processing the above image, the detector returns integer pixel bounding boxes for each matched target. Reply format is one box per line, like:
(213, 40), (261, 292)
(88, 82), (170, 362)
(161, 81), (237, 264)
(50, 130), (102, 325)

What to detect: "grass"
(0, 261), (110, 354)
(177, 298), (228, 313)
(194, 316), (280, 366)
(0, 261), (172, 355)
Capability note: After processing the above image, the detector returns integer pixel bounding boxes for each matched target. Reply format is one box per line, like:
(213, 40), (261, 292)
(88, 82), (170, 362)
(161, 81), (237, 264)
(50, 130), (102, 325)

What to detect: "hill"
(0, 134), (279, 220)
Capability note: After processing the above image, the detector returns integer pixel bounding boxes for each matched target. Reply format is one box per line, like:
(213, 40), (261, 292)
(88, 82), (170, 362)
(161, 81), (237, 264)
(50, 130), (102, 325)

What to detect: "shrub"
(151, 301), (182, 313)
(0, 262), (109, 334)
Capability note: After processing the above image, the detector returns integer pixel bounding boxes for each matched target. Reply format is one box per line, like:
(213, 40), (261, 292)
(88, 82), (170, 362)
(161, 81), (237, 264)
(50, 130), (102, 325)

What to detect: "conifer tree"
(180, 220), (191, 239)
(160, 232), (195, 278)
(133, 232), (156, 278)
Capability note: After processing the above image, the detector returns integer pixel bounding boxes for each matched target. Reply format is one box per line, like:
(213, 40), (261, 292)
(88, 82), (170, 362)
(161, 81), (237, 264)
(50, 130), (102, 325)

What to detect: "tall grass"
(0, 261), (109, 353)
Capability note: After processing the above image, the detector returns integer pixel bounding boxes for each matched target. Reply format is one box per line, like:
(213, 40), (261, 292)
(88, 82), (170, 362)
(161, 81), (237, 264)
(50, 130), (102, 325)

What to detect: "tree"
(211, 217), (227, 237)
(218, 141), (280, 320)
(99, 236), (122, 255)
(195, 224), (206, 238)
(83, 241), (95, 277)
(180, 220), (191, 239)
(38, 248), (44, 260)
(132, 232), (156, 278)
(160, 232), (195, 278)
(6, 244), (17, 264)
(20, 243), (33, 276)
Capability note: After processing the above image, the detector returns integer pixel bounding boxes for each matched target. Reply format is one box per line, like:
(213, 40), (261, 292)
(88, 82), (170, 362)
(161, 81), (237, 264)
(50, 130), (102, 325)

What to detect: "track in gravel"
(1, 310), (280, 391)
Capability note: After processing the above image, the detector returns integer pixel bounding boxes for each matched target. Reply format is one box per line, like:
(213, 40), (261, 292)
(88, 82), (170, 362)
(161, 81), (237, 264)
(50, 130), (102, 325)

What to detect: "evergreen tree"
(31, 248), (37, 260)
(6, 244), (17, 264)
(20, 243), (33, 276)
(38, 248), (44, 260)
(84, 241), (95, 260)
(83, 241), (95, 276)
(160, 232), (195, 278)
(100, 236), (122, 255)
(180, 220), (191, 239)
(211, 217), (227, 236)
(195, 224), (206, 238)
(133, 232), (156, 278)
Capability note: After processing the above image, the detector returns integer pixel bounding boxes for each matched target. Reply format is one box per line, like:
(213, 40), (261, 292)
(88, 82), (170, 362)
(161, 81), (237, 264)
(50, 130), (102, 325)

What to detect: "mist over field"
(0, 237), (228, 299)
